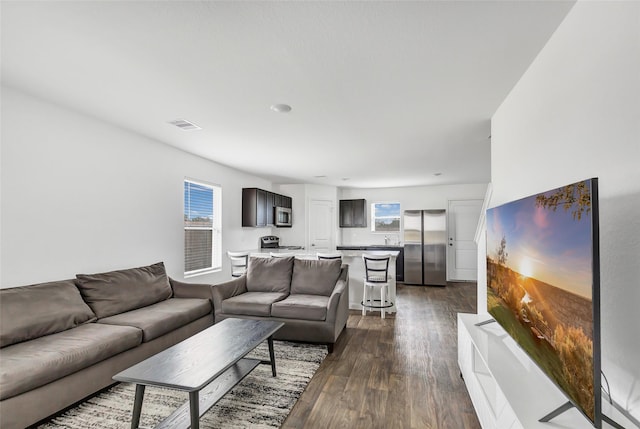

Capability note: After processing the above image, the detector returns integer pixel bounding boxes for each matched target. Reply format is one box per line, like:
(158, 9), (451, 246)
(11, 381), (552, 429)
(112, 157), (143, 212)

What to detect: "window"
(371, 202), (401, 232)
(184, 179), (222, 276)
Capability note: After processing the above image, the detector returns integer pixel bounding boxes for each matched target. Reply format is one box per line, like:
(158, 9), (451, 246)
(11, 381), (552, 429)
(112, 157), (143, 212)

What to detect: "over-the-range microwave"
(274, 206), (292, 227)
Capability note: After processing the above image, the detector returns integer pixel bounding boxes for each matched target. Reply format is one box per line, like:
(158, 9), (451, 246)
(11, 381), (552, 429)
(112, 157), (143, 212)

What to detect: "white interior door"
(448, 200), (483, 281)
(308, 199), (334, 253)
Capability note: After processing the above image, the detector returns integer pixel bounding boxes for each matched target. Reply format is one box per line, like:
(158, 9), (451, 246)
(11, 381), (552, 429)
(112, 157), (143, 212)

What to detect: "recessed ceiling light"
(314, 175), (327, 178)
(270, 104), (292, 113)
(168, 119), (201, 131)
(341, 178), (350, 181)
(434, 172), (442, 176)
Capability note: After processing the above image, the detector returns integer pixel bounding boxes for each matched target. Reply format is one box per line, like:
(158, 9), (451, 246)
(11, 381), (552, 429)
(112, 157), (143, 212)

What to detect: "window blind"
(184, 179), (221, 275)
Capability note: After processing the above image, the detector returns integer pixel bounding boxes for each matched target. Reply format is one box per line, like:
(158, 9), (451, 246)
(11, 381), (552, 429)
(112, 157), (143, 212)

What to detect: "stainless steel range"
(260, 236), (304, 250)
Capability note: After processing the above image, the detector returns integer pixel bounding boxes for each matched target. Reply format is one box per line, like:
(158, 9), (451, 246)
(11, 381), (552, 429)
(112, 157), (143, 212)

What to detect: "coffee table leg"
(189, 391), (200, 429)
(131, 384), (145, 429)
(268, 336), (277, 377)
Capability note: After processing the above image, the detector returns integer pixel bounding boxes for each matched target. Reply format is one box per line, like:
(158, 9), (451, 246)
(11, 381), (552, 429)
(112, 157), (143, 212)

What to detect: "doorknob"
(311, 244), (315, 247)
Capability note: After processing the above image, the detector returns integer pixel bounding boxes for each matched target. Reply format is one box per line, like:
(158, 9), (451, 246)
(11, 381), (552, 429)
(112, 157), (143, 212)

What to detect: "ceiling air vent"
(168, 119), (201, 131)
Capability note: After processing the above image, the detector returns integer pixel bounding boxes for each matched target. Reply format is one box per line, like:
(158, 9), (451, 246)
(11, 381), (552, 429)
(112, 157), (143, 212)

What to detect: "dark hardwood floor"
(282, 282), (482, 429)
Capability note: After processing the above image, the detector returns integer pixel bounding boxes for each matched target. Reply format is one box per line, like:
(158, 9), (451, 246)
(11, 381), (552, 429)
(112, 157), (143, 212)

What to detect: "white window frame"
(184, 178), (222, 277)
(370, 202), (401, 233)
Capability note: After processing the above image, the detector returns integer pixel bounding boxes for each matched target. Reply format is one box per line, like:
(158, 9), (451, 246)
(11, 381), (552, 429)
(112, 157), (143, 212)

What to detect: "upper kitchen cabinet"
(265, 191), (275, 225)
(242, 188), (267, 227)
(339, 199), (366, 228)
(242, 188), (292, 227)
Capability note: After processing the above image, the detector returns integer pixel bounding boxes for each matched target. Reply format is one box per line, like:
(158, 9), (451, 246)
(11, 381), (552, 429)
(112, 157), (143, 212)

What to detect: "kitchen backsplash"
(339, 230), (402, 246)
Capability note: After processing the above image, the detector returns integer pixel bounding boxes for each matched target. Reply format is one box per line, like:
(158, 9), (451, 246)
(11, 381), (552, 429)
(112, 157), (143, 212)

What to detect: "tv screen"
(486, 178), (600, 426)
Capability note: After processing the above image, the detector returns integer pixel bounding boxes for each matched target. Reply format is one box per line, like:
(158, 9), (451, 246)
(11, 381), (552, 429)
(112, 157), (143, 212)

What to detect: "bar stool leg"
(362, 282), (367, 316)
(381, 285), (386, 319)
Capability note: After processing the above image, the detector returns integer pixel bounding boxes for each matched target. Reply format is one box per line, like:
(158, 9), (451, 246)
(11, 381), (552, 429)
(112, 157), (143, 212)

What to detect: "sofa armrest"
(210, 276), (248, 318)
(326, 265), (349, 324)
(169, 278), (214, 300)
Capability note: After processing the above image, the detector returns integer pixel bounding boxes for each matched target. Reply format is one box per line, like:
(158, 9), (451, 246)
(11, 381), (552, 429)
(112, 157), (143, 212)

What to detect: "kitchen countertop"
(235, 248), (400, 258)
(336, 245), (403, 250)
(339, 250), (400, 259)
(241, 248), (316, 258)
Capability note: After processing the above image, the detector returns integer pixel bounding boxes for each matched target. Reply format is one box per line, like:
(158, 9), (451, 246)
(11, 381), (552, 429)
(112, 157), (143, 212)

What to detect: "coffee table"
(113, 318), (284, 429)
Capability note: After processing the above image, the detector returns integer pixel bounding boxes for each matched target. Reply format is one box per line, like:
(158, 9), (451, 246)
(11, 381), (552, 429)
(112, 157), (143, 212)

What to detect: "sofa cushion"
(0, 323), (142, 400)
(97, 298), (212, 342)
(75, 262), (173, 319)
(221, 292), (288, 317)
(290, 259), (342, 296)
(0, 280), (96, 348)
(246, 257), (294, 293)
(271, 294), (330, 321)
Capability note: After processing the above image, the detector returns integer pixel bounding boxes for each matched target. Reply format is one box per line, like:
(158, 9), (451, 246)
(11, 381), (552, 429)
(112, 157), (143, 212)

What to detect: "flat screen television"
(486, 178), (602, 427)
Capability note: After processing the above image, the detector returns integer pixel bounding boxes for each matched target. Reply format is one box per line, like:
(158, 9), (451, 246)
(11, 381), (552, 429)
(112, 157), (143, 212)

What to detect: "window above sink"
(371, 202), (401, 233)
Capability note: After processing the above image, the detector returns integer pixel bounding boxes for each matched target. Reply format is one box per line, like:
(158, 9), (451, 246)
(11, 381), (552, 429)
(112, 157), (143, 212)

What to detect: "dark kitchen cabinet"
(273, 194), (292, 208)
(242, 188), (293, 227)
(339, 199), (366, 228)
(266, 192), (275, 225)
(243, 188), (267, 227)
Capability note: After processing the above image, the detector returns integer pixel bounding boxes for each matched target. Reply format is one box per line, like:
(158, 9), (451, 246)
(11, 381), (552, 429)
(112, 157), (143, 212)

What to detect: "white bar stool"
(227, 251), (249, 278)
(316, 252), (343, 261)
(361, 253), (393, 319)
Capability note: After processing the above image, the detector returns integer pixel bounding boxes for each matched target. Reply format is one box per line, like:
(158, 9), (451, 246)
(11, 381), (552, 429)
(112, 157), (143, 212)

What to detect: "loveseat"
(211, 256), (349, 353)
(0, 262), (213, 429)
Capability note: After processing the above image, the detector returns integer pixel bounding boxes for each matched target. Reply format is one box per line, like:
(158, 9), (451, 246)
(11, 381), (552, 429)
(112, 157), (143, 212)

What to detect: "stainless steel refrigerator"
(403, 209), (447, 286)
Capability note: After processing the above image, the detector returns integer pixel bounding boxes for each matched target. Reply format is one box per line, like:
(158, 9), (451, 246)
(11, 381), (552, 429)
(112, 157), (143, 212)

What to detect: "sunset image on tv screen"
(486, 179), (596, 422)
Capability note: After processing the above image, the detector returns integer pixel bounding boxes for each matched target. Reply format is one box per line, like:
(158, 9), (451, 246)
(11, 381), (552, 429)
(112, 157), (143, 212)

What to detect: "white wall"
(0, 86), (273, 287)
(339, 183), (488, 245)
(490, 1), (640, 422)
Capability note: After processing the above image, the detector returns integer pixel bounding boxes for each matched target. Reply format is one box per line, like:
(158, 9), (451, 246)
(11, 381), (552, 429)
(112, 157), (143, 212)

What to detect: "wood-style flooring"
(282, 282), (482, 429)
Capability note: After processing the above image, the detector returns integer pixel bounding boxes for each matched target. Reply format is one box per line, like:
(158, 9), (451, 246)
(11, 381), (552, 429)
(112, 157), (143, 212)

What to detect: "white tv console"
(457, 313), (636, 429)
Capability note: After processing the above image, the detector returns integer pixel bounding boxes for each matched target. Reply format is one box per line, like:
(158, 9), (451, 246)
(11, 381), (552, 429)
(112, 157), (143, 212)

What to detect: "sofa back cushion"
(75, 262), (172, 319)
(290, 259), (342, 296)
(0, 280), (96, 348)
(246, 257), (294, 293)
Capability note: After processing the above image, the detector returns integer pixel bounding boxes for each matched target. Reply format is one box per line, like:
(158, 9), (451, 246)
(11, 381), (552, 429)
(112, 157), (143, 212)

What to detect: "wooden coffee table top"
(113, 318), (284, 392)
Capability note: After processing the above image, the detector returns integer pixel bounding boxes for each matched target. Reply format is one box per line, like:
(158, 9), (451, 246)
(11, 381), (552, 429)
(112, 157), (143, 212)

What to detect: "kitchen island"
(337, 245), (404, 282)
(339, 249), (399, 314)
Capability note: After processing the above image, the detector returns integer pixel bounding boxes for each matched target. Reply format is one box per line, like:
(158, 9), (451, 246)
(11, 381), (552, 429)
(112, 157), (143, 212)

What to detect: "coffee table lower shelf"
(151, 358), (261, 429)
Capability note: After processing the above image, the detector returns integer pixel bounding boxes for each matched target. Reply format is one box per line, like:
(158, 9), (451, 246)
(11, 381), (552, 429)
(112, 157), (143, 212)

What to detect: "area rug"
(38, 341), (327, 429)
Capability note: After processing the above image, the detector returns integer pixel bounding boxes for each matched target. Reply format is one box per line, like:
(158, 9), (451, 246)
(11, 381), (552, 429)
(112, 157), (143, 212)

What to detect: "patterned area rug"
(39, 341), (326, 429)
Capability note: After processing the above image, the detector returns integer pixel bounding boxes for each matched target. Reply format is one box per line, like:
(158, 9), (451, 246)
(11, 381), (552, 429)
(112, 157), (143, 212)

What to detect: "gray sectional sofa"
(211, 256), (349, 353)
(0, 262), (213, 429)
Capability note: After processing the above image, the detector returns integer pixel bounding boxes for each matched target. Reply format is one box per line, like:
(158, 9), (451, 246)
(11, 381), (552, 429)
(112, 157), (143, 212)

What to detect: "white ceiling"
(1, 1), (575, 188)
